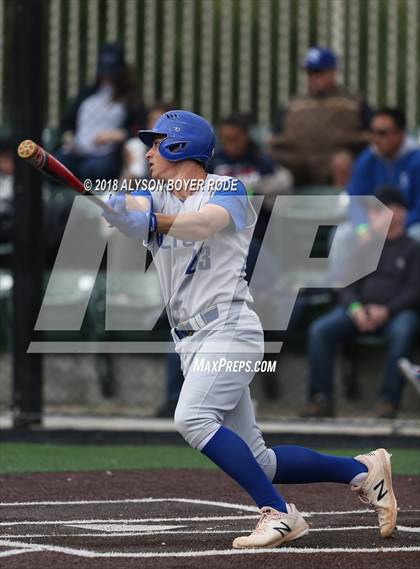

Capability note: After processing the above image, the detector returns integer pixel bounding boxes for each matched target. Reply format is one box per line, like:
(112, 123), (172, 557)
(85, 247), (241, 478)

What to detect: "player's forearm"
(156, 212), (214, 240)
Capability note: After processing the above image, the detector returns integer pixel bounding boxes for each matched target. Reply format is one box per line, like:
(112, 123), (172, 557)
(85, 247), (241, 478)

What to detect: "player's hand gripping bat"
(17, 140), (143, 214)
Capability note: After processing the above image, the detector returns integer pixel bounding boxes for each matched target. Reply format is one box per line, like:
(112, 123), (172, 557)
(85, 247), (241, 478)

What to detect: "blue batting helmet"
(138, 110), (215, 165)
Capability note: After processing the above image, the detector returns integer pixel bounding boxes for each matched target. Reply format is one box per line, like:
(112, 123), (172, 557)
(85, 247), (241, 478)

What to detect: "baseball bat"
(17, 139), (114, 213)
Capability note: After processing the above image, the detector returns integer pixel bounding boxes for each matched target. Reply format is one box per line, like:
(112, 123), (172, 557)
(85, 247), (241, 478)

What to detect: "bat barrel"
(17, 138), (114, 214)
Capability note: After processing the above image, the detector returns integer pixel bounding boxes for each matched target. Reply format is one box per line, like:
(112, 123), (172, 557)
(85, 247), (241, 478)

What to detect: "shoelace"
(254, 509), (280, 534)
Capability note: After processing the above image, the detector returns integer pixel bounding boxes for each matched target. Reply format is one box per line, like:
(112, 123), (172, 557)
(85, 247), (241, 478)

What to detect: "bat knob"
(17, 139), (37, 159)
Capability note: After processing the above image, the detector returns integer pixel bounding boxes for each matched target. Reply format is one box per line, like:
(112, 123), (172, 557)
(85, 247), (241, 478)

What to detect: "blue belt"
(174, 329), (195, 340)
(174, 305), (220, 340)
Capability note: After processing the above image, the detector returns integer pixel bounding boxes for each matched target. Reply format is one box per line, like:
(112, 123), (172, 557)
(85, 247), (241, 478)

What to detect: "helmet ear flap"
(167, 142), (187, 154)
(159, 140), (189, 160)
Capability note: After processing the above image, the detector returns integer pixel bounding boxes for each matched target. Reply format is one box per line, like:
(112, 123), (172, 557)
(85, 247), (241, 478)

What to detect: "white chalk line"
(2, 526), (380, 539)
(4, 508), (419, 526)
(2, 525), (420, 539)
(0, 526), (390, 538)
(0, 498), (418, 559)
(0, 538), (419, 558)
(0, 548), (32, 558)
(0, 497), (259, 512)
(0, 495), (383, 521)
(398, 525), (420, 533)
(3, 497), (417, 519)
(0, 515), (259, 526)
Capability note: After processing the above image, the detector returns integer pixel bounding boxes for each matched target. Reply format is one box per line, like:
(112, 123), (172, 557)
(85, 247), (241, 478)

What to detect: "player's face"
(218, 125), (249, 160)
(145, 137), (173, 179)
(369, 115), (404, 158)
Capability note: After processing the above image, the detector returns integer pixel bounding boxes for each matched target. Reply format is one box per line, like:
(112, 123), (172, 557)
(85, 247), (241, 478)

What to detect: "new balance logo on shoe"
(273, 522), (292, 537)
(353, 449), (397, 538)
(373, 479), (388, 501)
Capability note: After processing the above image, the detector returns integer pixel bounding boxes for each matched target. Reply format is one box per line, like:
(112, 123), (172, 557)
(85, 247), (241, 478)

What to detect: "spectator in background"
(330, 108), (420, 281)
(270, 46), (371, 188)
(210, 112), (292, 192)
(302, 189), (420, 419)
(209, 113), (293, 244)
(347, 108), (420, 241)
(211, 113), (279, 185)
(55, 42), (146, 182)
(0, 136), (13, 247)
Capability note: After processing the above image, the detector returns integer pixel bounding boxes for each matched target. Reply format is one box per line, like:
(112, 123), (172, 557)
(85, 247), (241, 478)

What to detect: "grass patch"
(0, 444), (419, 475)
(0, 443), (215, 474)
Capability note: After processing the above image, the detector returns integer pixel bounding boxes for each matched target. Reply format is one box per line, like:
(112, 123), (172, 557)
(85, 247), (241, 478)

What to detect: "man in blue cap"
(270, 46), (372, 187)
(304, 46), (338, 97)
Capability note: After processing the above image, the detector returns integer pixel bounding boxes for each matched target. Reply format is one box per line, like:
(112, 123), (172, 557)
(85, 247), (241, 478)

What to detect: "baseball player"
(102, 110), (397, 549)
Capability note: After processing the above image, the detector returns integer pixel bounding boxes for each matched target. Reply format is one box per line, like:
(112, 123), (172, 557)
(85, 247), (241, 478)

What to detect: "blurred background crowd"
(0, 0), (419, 425)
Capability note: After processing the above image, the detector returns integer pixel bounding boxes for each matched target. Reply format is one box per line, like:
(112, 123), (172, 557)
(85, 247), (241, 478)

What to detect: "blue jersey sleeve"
(131, 188), (152, 201)
(207, 179), (248, 231)
(130, 188), (156, 213)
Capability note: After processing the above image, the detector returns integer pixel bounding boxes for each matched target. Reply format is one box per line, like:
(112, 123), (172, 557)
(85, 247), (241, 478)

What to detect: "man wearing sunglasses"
(347, 108), (420, 242)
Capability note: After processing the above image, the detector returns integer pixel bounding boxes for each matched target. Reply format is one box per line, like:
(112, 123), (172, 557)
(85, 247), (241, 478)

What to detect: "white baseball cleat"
(232, 503), (309, 549)
(352, 448), (398, 538)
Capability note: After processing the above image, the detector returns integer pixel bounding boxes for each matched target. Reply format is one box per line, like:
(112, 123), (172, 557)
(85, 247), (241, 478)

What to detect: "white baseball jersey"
(134, 175), (274, 478)
(134, 174), (256, 328)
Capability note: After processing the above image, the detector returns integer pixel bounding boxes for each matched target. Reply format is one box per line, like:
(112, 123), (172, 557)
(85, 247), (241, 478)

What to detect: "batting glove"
(102, 194), (157, 240)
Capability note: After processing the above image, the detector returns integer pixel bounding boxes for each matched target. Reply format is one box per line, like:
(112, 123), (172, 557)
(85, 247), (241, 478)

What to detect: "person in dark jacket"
(210, 114), (280, 187)
(209, 113), (293, 244)
(303, 188), (420, 419)
(55, 43), (146, 182)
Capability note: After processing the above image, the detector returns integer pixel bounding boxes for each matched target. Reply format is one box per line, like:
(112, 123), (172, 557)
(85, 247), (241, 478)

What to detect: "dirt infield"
(0, 470), (419, 569)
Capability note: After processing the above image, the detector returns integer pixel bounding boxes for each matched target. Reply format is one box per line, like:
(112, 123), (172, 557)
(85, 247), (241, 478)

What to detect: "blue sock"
(273, 445), (368, 484)
(202, 426), (287, 512)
